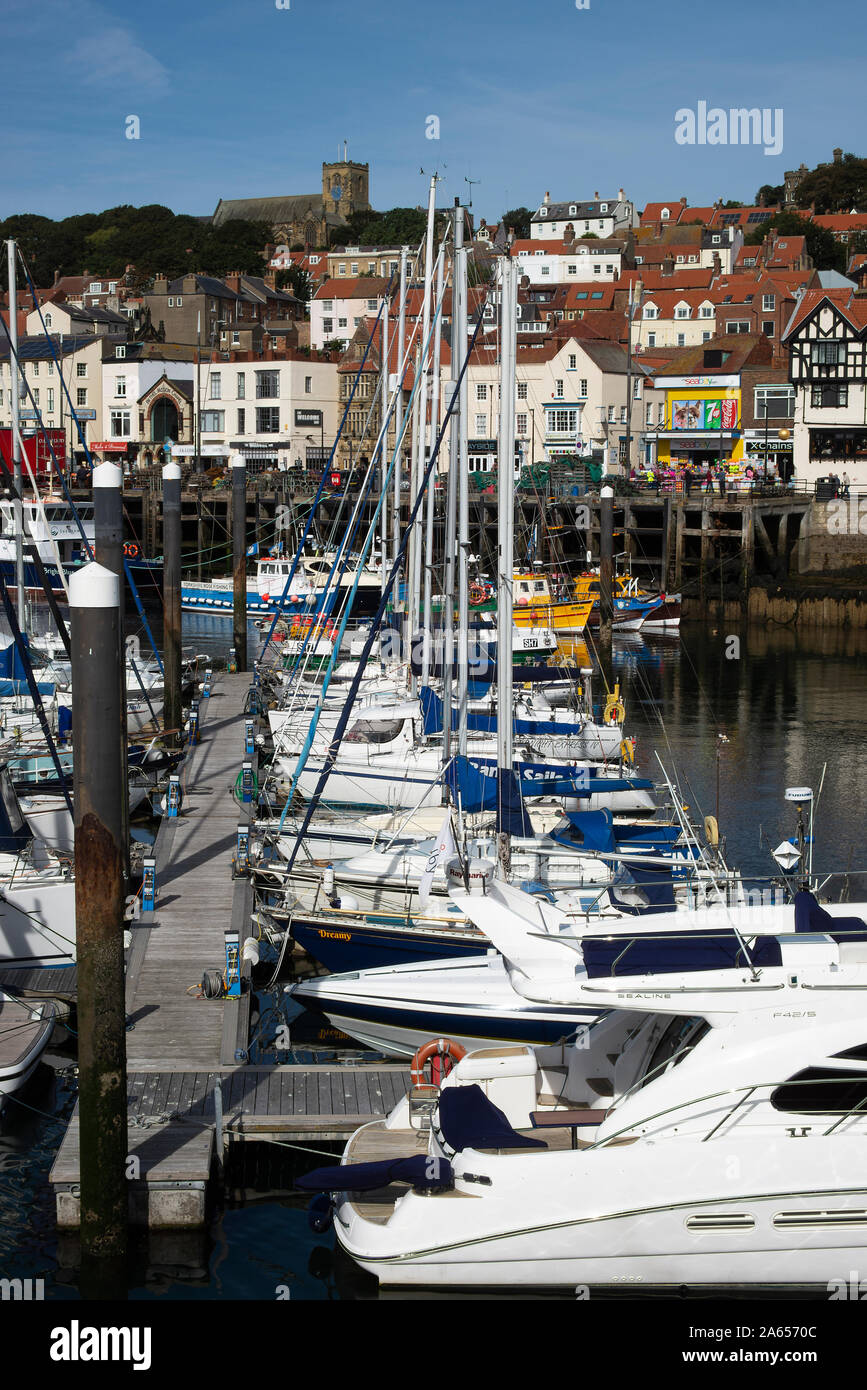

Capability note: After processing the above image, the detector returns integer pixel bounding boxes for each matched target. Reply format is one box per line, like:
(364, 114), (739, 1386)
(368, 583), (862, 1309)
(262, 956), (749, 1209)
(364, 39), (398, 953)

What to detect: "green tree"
(744, 210), (844, 272)
(501, 207), (533, 239)
(276, 264), (312, 306)
(795, 154), (867, 213)
(755, 183), (785, 206)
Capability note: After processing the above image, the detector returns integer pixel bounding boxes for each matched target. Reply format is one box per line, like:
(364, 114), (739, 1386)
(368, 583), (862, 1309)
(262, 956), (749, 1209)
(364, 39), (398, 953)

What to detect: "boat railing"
(586, 1073), (867, 1151)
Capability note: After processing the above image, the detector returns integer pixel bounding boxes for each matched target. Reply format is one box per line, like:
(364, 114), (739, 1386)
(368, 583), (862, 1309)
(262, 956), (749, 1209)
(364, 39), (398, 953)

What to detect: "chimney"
(263, 270), (276, 289)
(618, 188), (624, 202)
(543, 191), (550, 205)
(225, 271), (242, 293)
(662, 254), (675, 277)
(680, 195), (687, 205)
(594, 191), (600, 200)
(712, 252), (721, 276)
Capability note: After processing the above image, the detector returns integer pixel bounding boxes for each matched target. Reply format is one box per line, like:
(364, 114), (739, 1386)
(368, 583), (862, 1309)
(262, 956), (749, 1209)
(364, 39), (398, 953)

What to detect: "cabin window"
(638, 1017), (710, 1090)
(345, 719), (404, 745)
(771, 1067), (867, 1114)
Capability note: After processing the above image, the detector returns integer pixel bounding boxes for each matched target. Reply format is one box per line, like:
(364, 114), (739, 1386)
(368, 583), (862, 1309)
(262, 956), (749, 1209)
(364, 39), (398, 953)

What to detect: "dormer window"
(539, 207), (547, 217)
(569, 205), (577, 216)
(643, 304), (658, 319)
(89, 282), (102, 293)
(600, 204), (608, 213)
(675, 305), (690, 319)
(115, 346), (126, 359)
(661, 208), (670, 221)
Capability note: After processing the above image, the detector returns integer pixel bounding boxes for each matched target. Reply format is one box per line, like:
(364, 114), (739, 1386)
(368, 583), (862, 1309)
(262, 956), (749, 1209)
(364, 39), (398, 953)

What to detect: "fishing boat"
(0, 497), (159, 595)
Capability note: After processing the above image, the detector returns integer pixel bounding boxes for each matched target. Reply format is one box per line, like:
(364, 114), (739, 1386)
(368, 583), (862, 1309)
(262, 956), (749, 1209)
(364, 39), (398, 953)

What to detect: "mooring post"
(232, 455), (248, 672)
(598, 484), (614, 683)
(163, 462), (183, 744)
(70, 562), (128, 1293)
(93, 462), (130, 882)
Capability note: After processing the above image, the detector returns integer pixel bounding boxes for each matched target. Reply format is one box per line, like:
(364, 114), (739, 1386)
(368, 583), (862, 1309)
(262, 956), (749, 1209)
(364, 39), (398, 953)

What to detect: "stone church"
(211, 158), (371, 247)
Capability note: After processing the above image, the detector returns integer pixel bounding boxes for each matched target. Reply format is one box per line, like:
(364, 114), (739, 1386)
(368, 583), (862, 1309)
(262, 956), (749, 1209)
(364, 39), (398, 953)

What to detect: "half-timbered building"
(782, 289), (867, 486)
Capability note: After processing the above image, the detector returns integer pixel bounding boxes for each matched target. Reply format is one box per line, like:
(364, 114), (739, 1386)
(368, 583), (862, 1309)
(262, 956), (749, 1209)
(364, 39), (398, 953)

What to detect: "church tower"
(322, 154), (371, 219)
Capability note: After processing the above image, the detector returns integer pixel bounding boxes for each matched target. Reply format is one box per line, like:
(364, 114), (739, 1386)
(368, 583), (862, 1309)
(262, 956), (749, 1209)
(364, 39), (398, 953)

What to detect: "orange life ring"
(410, 1037), (467, 1089)
(123, 542), (140, 558)
(469, 582), (486, 605)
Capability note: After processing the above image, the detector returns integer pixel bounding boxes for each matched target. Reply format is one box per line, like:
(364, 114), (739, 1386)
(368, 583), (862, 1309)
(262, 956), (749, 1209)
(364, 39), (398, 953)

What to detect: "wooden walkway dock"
(49, 667), (413, 1228)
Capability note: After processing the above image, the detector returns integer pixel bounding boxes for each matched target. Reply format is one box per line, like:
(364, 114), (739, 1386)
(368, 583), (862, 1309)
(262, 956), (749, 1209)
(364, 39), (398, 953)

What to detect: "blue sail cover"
(794, 890), (867, 935)
(421, 685), (586, 740)
(446, 755), (651, 812)
(0, 640), (55, 696)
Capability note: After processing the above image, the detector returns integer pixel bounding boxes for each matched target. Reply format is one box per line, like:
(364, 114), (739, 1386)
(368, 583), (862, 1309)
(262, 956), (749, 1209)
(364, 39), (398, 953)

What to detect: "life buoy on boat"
(603, 683), (625, 726)
(469, 582), (486, 606)
(410, 1037), (467, 1089)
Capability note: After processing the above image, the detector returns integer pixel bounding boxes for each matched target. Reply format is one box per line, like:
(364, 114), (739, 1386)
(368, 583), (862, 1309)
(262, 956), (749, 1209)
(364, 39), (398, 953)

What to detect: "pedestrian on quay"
(683, 465), (693, 497)
(716, 463), (727, 497)
(705, 467), (714, 495)
(842, 470), (851, 498)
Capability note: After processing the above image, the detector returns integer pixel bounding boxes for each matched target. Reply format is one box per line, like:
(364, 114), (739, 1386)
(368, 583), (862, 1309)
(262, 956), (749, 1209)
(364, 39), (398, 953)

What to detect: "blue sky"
(0, 0), (863, 223)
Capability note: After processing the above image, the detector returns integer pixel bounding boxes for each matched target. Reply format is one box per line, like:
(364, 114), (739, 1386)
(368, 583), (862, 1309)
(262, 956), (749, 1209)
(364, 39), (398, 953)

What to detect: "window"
(256, 407), (279, 432)
(475, 413), (486, 433)
(116, 376), (126, 399)
(606, 264), (614, 274)
(76, 388), (87, 407)
(567, 264), (577, 275)
(700, 305), (713, 318)
(702, 331), (711, 342)
(592, 264), (601, 276)
(110, 410), (131, 438)
(550, 408), (577, 433)
(231, 331), (240, 346)
(541, 266), (550, 276)
(76, 363), (87, 378)
(32, 361), (39, 376)
(811, 340), (846, 366)
(633, 378), (641, 399)
(115, 346), (125, 359)
(620, 406), (627, 422)
(639, 1018), (710, 1090)
(47, 388), (54, 413)
(607, 405), (615, 421)
(755, 385), (794, 419)
(772, 1067), (867, 1115)
(167, 297), (174, 308)
(538, 206), (547, 217)
(476, 384), (488, 401)
(726, 321), (750, 334)
(237, 408), (245, 434)
(646, 403), (653, 426)
(579, 378), (588, 397)
(762, 294), (775, 311)
(339, 318), (348, 329)
(350, 262), (358, 274)
(647, 332), (656, 347)
(658, 403), (665, 424)
(367, 262), (376, 273)
(305, 376), (312, 394)
(48, 361), (53, 375)
(811, 385), (848, 408)
(569, 354), (577, 369)
(201, 410), (224, 431)
(643, 305), (658, 320)
(44, 313), (52, 328)
(555, 379), (564, 398)
(337, 264), (345, 274)
(32, 389), (39, 406)
(675, 305), (690, 319)
(517, 382), (528, 400)
(237, 372), (246, 399)
(176, 297), (182, 308)
(367, 299), (378, 310)
(321, 300), (333, 311)
(762, 321), (775, 337)
(676, 333), (685, 347)
(210, 373), (222, 399)
(323, 319), (333, 334)
(255, 370), (279, 399)
(516, 413), (528, 435)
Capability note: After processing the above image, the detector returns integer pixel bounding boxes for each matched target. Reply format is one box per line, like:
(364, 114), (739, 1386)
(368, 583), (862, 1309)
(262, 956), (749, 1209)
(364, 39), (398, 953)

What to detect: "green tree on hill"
(744, 210), (844, 272)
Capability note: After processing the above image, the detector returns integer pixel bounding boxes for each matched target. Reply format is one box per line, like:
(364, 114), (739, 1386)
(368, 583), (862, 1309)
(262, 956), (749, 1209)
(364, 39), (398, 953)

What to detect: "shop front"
(653, 379), (748, 488)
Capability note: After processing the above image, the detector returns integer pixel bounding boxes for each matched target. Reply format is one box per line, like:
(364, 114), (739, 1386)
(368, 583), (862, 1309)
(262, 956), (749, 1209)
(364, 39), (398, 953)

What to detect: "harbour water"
(1, 617), (866, 1300)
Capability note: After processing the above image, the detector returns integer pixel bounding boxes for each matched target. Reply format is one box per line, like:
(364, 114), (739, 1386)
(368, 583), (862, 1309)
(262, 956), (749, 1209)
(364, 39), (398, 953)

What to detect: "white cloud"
(65, 25), (170, 91)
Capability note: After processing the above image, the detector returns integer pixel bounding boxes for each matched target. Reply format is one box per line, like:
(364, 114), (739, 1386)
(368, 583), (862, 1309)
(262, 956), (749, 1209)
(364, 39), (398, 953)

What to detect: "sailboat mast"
(455, 212), (470, 758)
(380, 293), (389, 595)
(496, 255), (518, 879)
(407, 175), (438, 695)
(420, 250), (444, 687)
(7, 239), (25, 626)
(442, 202), (462, 764)
(392, 245), (408, 570)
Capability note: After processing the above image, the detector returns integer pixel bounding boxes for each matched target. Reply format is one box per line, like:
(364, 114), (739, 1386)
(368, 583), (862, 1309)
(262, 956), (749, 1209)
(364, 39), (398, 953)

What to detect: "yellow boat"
(512, 573), (595, 635)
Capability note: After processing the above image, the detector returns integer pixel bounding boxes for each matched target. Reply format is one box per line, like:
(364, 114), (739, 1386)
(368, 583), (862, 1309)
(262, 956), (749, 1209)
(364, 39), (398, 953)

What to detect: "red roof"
(812, 214), (867, 234)
(313, 276), (389, 301)
(783, 288), (867, 339)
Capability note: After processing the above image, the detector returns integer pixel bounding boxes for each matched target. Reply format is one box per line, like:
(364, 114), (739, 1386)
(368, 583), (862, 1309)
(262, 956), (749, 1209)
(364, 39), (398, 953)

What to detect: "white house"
(511, 239), (625, 285)
(782, 288), (867, 487)
(194, 352), (339, 471)
(530, 191), (636, 240)
(310, 277), (389, 350)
